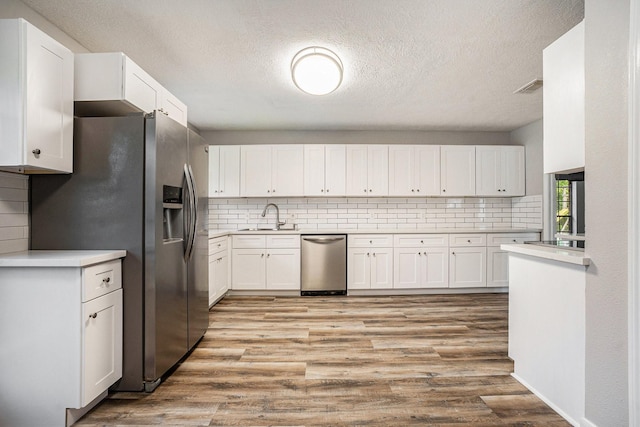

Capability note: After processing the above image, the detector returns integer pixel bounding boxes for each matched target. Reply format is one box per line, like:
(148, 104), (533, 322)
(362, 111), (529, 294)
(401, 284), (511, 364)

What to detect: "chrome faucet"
(261, 203), (286, 230)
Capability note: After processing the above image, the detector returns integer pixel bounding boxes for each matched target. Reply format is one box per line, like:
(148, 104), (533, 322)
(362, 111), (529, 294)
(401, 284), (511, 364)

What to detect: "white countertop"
(500, 243), (590, 266)
(210, 227), (542, 238)
(0, 250), (127, 267)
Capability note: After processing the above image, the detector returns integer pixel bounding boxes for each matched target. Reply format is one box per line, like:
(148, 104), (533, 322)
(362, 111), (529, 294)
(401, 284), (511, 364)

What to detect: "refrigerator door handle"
(187, 164), (198, 232)
(183, 164), (196, 261)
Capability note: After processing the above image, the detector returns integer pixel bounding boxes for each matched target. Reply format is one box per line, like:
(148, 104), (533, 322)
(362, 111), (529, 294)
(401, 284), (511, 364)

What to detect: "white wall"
(509, 119), (543, 196)
(0, 172), (28, 254)
(202, 129), (510, 146)
(0, 0), (88, 53)
(584, 0), (630, 425)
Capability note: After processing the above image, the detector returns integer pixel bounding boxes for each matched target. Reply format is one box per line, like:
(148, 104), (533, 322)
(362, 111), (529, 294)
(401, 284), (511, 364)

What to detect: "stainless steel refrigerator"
(30, 112), (209, 392)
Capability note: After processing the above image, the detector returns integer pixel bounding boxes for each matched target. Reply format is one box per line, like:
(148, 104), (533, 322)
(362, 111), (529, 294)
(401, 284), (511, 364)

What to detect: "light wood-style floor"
(77, 294), (569, 426)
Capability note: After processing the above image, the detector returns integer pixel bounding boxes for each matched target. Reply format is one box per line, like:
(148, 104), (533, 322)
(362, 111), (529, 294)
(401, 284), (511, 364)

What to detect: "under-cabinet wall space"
(0, 171), (28, 254)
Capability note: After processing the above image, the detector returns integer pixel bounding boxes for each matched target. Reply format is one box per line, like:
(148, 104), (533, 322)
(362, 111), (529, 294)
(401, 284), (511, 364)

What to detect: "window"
(556, 179), (572, 233)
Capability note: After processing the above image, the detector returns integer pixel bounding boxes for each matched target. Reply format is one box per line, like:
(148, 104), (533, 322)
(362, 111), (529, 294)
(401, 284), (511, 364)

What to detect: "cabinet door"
(346, 145), (369, 196)
(266, 248), (300, 290)
(216, 253), (229, 296)
(240, 146), (271, 197)
(501, 146), (525, 196)
(123, 55), (162, 114)
(304, 144), (326, 196)
(388, 145), (414, 196)
(208, 254), (217, 305)
(370, 248), (393, 289)
(159, 89), (188, 126)
(543, 21), (584, 174)
(24, 20), (74, 173)
(449, 247), (486, 288)
(415, 145), (440, 196)
(82, 289), (123, 406)
(475, 146), (502, 196)
(271, 145), (304, 196)
(219, 145), (240, 197)
(208, 146), (220, 197)
(422, 248), (449, 288)
(441, 146), (476, 196)
(487, 247), (509, 287)
(348, 248), (371, 289)
(368, 145), (389, 196)
(231, 249), (266, 289)
(394, 248), (422, 288)
(324, 144), (346, 196)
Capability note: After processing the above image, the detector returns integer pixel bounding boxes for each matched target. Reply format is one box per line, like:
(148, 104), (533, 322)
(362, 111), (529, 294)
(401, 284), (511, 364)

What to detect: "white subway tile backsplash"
(208, 195), (544, 231)
(0, 172), (29, 255)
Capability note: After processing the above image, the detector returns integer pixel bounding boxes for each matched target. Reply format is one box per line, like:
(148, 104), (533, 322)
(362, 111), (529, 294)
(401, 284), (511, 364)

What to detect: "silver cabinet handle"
(89, 313), (97, 319)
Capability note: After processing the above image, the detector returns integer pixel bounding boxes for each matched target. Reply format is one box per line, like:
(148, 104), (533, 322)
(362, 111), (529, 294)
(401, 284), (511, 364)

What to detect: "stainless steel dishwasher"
(301, 235), (347, 295)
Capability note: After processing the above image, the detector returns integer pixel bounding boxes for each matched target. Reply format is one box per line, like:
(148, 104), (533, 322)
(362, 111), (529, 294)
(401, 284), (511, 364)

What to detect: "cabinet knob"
(367, 252), (370, 256)
(272, 189), (276, 193)
(102, 277), (111, 284)
(214, 190), (218, 193)
(452, 251), (456, 255)
(373, 253), (376, 257)
(411, 189), (415, 192)
(267, 253), (270, 258)
(267, 190), (270, 193)
(442, 189), (446, 192)
(369, 189), (372, 192)
(467, 240), (471, 243)
(32, 148), (41, 156)
(420, 240), (424, 244)
(261, 253), (264, 258)
(220, 190), (223, 193)
(326, 189), (329, 193)
(364, 189), (367, 193)
(89, 313), (97, 319)
(416, 189), (420, 192)
(417, 252), (421, 255)
(321, 189), (324, 192)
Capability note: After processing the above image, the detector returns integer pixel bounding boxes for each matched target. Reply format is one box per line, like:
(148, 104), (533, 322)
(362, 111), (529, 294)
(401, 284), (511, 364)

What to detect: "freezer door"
(187, 129), (210, 349)
(144, 112), (189, 383)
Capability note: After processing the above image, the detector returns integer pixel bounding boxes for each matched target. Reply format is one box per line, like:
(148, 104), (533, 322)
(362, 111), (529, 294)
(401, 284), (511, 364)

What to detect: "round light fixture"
(291, 46), (343, 95)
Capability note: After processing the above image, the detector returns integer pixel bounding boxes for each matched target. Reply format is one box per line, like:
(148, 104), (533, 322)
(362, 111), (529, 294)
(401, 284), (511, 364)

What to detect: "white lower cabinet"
(231, 235), (300, 290)
(449, 234), (487, 288)
(209, 236), (229, 305)
(393, 234), (449, 288)
(348, 234), (393, 289)
(486, 233), (540, 288)
(0, 252), (124, 426)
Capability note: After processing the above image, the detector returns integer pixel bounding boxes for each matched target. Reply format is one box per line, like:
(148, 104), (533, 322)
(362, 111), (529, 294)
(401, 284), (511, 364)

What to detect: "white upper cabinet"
(346, 145), (389, 196)
(209, 145), (240, 197)
(476, 146), (525, 196)
(241, 145), (304, 197)
(304, 144), (346, 196)
(0, 19), (74, 174)
(543, 20), (585, 174)
(440, 146), (476, 196)
(75, 52), (188, 126)
(389, 145), (440, 196)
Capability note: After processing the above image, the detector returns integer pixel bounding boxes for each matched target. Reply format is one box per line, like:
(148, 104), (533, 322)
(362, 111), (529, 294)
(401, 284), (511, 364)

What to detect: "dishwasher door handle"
(302, 236), (346, 243)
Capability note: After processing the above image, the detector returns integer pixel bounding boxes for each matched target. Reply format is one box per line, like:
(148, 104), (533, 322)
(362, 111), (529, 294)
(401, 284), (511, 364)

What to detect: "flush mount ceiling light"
(291, 46), (343, 95)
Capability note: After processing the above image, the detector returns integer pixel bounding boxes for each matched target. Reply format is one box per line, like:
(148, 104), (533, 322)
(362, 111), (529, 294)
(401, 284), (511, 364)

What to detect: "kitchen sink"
(237, 227), (280, 231)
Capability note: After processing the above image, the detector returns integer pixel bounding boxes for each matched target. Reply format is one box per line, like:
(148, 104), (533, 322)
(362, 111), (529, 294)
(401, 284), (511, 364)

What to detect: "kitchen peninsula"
(501, 242), (590, 426)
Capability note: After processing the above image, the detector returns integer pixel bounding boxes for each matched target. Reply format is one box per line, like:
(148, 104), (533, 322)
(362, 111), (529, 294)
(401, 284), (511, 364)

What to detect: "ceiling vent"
(513, 79), (543, 94)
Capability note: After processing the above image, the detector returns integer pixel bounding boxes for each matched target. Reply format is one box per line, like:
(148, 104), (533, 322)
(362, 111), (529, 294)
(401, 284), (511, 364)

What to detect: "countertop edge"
(210, 228), (542, 238)
(500, 244), (590, 266)
(0, 250), (127, 267)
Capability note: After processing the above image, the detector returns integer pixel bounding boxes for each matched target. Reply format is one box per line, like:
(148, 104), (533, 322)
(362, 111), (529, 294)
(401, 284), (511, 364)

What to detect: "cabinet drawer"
(232, 235), (266, 249)
(82, 260), (122, 302)
(348, 234), (393, 248)
(394, 234), (449, 247)
(450, 234), (487, 247)
(209, 236), (228, 254)
(266, 235), (300, 248)
(487, 233), (540, 246)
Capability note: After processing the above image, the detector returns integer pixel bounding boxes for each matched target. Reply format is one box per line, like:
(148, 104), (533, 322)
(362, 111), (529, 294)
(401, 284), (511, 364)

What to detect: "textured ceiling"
(20, 0), (584, 131)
